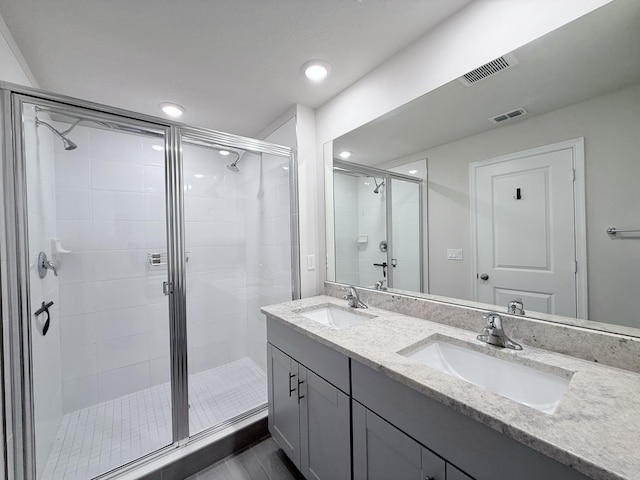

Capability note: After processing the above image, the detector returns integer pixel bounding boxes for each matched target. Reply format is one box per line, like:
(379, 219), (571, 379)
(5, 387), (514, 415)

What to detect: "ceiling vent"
(458, 53), (519, 86)
(490, 107), (528, 124)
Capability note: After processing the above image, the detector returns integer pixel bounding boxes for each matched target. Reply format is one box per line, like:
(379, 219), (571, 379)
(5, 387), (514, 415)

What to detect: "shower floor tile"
(41, 357), (267, 480)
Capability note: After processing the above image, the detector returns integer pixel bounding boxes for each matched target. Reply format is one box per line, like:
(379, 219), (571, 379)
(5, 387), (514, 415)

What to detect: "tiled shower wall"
(333, 172), (387, 288)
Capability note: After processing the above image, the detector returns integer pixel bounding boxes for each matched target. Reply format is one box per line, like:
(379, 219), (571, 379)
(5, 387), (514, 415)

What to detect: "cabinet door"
(300, 368), (351, 480)
(353, 401), (445, 480)
(267, 344), (301, 468)
(447, 464), (475, 480)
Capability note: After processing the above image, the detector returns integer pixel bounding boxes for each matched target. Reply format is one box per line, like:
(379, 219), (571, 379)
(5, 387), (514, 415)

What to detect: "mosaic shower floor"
(41, 357), (267, 480)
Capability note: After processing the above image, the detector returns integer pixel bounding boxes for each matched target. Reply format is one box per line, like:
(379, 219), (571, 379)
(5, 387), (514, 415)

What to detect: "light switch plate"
(447, 249), (463, 260)
(307, 254), (316, 270)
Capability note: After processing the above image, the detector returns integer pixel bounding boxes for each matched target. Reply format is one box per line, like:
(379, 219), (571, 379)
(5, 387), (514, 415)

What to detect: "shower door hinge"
(163, 281), (173, 295)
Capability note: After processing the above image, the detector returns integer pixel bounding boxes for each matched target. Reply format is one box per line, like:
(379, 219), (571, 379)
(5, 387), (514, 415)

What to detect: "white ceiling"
(0, 0), (472, 137)
(334, 0), (640, 166)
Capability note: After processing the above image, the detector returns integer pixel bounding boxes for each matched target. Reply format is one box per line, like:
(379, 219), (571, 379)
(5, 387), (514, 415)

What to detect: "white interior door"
(472, 142), (581, 317)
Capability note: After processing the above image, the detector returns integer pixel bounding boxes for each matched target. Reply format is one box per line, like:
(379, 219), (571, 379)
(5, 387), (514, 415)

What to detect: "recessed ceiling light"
(338, 150), (352, 159)
(408, 169), (418, 174)
(158, 102), (185, 118)
(151, 144), (164, 151)
(219, 150), (231, 156)
(302, 60), (331, 82)
(194, 174), (204, 178)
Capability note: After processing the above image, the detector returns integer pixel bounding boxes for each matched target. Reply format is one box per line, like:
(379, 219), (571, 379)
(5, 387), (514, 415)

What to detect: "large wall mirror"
(324, 0), (640, 336)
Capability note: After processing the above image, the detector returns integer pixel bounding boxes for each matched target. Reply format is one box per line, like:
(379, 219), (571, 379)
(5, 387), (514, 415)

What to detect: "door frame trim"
(469, 137), (587, 319)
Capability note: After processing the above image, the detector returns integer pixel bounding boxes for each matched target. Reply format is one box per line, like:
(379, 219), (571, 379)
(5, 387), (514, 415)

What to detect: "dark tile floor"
(186, 437), (305, 480)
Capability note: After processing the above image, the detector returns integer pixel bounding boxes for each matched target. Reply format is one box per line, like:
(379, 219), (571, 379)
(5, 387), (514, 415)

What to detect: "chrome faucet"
(374, 279), (387, 291)
(477, 312), (522, 350)
(507, 299), (525, 315)
(344, 286), (368, 309)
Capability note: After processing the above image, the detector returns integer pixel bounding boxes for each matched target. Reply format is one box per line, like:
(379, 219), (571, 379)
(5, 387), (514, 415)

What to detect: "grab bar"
(606, 227), (640, 235)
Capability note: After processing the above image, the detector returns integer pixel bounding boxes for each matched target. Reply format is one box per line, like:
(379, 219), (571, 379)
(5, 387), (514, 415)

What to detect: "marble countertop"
(261, 295), (640, 480)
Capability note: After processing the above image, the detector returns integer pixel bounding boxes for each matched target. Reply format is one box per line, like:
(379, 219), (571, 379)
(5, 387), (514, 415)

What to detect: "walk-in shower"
(332, 160), (423, 292)
(0, 85), (300, 480)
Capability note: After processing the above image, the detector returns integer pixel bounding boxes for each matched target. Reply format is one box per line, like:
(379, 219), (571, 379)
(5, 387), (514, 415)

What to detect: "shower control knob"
(479, 273), (489, 281)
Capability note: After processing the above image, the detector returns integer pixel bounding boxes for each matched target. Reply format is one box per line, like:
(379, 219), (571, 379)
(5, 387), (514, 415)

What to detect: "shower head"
(35, 118), (77, 150)
(227, 159), (240, 172)
(372, 177), (385, 194)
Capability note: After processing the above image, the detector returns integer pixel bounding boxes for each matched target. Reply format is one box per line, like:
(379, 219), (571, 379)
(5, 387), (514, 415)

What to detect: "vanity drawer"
(266, 315), (350, 394)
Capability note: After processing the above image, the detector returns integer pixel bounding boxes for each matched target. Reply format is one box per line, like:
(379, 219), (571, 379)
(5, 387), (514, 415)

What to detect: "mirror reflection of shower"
(221, 148), (242, 172)
(372, 176), (385, 194)
(333, 160), (424, 292)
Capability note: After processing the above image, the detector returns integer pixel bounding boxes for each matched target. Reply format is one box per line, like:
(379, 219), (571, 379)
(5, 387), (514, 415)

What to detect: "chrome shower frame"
(0, 81), (301, 480)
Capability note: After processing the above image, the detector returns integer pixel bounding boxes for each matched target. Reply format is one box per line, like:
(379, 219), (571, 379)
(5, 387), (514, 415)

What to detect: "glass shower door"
(181, 135), (293, 436)
(390, 178), (422, 291)
(19, 99), (174, 480)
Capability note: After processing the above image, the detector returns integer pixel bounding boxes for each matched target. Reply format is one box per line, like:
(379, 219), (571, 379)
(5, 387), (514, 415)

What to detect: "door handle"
(288, 373), (296, 396)
(479, 273), (489, 281)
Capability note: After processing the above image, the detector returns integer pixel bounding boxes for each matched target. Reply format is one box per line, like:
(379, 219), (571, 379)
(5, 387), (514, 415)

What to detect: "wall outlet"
(307, 254), (316, 271)
(447, 249), (463, 260)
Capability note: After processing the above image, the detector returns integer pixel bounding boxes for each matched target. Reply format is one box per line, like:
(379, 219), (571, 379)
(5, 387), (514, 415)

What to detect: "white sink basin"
(297, 305), (373, 329)
(401, 338), (572, 414)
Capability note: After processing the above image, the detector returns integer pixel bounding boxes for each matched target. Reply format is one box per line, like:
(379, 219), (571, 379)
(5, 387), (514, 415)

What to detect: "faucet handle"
(483, 312), (503, 330)
(508, 299), (525, 315)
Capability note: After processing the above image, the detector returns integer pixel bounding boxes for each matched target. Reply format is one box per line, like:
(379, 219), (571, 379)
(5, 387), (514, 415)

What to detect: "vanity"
(262, 292), (640, 480)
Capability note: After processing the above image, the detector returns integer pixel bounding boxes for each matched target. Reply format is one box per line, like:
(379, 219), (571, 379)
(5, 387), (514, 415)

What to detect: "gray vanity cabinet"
(267, 343), (302, 468)
(300, 368), (350, 480)
(351, 360), (590, 480)
(266, 317), (351, 480)
(353, 401), (449, 480)
(446, 465), (474, 480)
